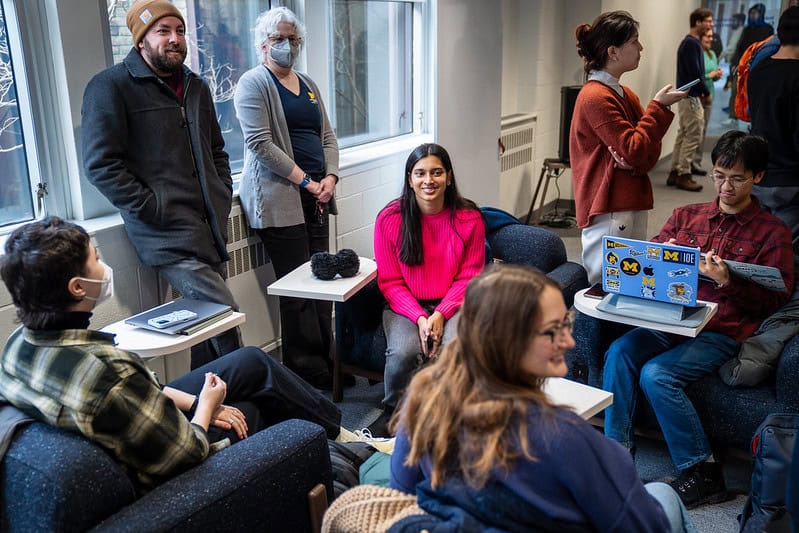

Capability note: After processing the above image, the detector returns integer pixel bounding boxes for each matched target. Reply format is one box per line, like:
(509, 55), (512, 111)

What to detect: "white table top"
(267, 257), (378, 302)
(101, 312), (246, 359)
(543, 377), (613, 420)
(573, 288), (718, 337)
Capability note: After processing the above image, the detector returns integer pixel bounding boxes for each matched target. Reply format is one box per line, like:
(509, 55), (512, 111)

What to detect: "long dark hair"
(575, 11), (639, 75)
(397, 143), (479, 265)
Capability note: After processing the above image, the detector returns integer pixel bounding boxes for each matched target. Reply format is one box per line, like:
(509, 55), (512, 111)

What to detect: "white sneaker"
(721, 118), (738, 127)
(336, 426), (395, 454)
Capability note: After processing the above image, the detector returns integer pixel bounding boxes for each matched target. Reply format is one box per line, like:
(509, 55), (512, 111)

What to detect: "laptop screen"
(601, 236), (700, 307)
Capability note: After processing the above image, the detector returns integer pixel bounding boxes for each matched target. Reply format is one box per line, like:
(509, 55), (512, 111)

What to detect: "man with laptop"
(602, 131), (795, 509)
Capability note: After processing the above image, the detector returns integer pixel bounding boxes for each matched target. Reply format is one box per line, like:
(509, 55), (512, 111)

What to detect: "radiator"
(499, 113), (537, 217)
(225, 199), (267, 279)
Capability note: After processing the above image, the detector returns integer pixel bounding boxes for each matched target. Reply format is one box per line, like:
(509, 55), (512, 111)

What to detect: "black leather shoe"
(668, 462), (728, 509)
(691, 164), (708, 176)
(366, 407), (395, 437)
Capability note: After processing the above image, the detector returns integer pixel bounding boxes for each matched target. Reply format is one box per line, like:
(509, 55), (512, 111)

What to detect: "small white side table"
(267, 257), (378, 400)
(573, 288), (718, 337)
(101, 312), (246, 381)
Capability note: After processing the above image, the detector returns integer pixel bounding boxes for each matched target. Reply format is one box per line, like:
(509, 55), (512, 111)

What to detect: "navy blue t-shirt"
(269, 69), (326, 176)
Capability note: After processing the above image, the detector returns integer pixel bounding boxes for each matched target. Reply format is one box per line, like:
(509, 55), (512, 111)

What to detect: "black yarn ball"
(310, 252), (338, 280)
(336, 249), (360, 277)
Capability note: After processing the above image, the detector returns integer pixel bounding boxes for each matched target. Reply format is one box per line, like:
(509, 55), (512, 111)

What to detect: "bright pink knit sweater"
(374, 201), (485, 323)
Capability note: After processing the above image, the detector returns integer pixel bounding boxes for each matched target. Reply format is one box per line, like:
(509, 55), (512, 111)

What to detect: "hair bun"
(575, 23), (591, 57)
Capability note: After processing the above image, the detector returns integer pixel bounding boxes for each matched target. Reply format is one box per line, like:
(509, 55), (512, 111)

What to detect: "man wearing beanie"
(81, 0), (241, 364)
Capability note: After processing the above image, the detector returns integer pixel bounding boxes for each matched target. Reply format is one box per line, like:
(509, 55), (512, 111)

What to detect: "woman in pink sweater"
(369, 143), (485, 436)
(569, 11), (686, 284)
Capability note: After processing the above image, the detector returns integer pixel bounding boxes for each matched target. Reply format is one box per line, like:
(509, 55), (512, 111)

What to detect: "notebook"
(596, 236), (710, 326)
(125, 299), (233, 335)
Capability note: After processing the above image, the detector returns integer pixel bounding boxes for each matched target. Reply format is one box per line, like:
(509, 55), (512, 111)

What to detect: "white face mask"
(77, 260), (114, 305)
(270, 38), (299, 68)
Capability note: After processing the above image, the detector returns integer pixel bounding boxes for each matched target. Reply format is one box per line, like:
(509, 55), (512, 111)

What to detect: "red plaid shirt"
(653, 197), (794, 342)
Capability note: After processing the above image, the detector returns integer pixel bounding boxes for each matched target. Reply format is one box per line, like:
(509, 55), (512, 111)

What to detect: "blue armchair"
(566, 314), (799, 451)
(1, 418), (331, 532)
(333, 215), (589, 401)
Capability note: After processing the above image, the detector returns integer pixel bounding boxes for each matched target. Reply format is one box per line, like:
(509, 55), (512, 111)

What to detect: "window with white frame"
(328, 0), (418, 148)
(0, 2), (35, 229)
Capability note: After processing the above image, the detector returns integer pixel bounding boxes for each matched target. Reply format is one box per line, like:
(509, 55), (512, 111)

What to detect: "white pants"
(581, 210), (649, 285)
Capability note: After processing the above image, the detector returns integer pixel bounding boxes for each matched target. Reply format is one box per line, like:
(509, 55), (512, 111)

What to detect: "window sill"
(339, 133), (433, 172)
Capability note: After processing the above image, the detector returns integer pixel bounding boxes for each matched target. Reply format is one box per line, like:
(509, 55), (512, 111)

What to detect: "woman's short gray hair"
(253, 7), (306, 63)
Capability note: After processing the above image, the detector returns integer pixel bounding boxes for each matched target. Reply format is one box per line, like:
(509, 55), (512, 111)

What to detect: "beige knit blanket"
(321, 484), (427, 533)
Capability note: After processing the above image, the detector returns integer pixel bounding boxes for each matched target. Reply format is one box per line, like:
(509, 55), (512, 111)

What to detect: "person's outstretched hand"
(653, 84), (687, 107)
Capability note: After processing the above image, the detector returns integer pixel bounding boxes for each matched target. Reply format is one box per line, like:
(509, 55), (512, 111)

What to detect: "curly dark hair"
(1, 217), (91, 329)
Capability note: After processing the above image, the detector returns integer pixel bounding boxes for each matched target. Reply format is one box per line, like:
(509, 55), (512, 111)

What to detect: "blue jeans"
(382, 308), (458, 408)
(645, 482), (697, 533)
(603, 328), (739, 469)
(155, 257), (242, 361)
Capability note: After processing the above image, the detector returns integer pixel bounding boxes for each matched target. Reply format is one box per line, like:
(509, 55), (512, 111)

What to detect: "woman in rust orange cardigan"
(569, 11), (686, 284)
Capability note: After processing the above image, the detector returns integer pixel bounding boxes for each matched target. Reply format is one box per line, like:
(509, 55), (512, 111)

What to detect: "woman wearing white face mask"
(234, 7), (340, 389)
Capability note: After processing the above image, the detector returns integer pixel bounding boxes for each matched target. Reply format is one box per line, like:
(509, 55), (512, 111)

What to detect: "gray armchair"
(1, 418), (331, 532)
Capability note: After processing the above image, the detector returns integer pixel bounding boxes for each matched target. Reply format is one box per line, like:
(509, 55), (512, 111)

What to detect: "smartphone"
(426, 336), (435, 353)
(676, 78), (701, 92)
(147, 309), (198, 329)
(584, 282), (608, 300)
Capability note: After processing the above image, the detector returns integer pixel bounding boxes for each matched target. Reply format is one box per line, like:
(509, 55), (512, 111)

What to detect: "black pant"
(167, 346), (341, 441)
(257, 189), (332, 378)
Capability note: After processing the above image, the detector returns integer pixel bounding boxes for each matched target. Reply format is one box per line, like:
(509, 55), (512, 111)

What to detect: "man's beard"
(142, 40), (186, 73)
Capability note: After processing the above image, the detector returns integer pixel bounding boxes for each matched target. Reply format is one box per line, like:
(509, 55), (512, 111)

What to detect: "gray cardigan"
(234, 65), (339, 229)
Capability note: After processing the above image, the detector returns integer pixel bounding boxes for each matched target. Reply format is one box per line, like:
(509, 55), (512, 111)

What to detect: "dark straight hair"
(398, 143), (479, 265)
(711, 130), (769, 175)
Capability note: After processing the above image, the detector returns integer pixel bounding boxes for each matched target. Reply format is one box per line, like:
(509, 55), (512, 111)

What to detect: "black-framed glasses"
(536, 311), (576, 342)
(710, 171), (752, 188)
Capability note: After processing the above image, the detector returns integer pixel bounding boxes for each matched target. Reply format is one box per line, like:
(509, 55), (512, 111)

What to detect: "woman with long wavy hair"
(390, 265), (696, 532)
(369, 143), (485, 436)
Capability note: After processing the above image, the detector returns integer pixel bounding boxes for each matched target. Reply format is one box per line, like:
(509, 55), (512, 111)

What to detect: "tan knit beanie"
(126, 0), (185, 46)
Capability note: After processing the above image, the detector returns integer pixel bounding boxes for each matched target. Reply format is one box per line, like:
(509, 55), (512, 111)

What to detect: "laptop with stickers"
(596, 236), (710, 326)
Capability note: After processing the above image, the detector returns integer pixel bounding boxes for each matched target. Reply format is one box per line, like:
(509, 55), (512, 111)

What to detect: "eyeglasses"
(711, 171), (752, 188)
(268, 33), (303, 46)
(536, 311), (576, 342)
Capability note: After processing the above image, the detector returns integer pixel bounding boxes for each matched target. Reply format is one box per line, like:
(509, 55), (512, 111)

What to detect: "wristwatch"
(299, 174), (311, 188)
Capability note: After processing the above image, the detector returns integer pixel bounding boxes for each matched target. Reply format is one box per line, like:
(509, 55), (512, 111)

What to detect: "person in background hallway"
(693, 28), (724, 173)
(234, 7), (340, 389)
(0, 217), (341, 491)
(668, 7), (714, 191)
(748, 6), (799, 251)
(569, 10), (685, 285)
(603, 132), (794, 509)
(721, 13), (746, 123)
(369, 143), (485, 437)
(81, 0), (241, 366)
(724, 3), (775, 128)
(390, 265), (696, 532)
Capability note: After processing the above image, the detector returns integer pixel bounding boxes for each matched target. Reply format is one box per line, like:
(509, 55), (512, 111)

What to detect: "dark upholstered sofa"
(566, 314), (799, 451)
(1, 418), (331, 532)
(334, 215), (589, 399)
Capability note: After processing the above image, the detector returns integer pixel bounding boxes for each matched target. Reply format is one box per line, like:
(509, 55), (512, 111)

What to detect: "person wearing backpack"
(748, 6), (799, 252)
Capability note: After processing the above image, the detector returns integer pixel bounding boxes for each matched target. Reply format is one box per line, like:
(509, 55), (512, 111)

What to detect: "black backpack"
(327, 440), (378, 500)
(738, 413), (798, 532)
